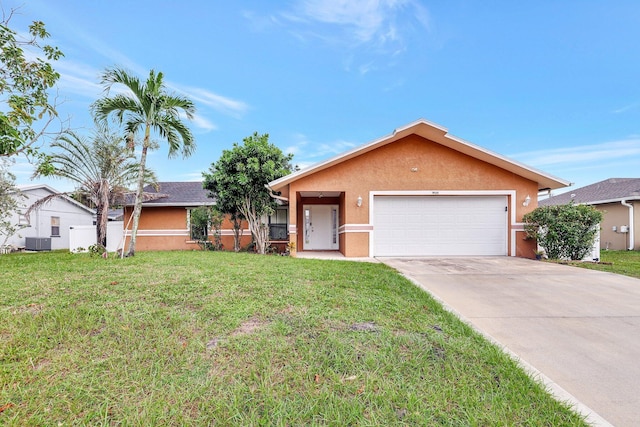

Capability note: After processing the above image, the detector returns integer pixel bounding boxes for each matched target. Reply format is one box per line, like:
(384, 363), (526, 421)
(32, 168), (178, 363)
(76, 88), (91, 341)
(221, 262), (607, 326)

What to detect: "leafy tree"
(92, 67), (195, 256)
(1, 8), (64, 164)
(523, 203), (603, 260)
(203, 132), (293, 255)
(0, 157), (25, 249)
(35, 128), (153, 249)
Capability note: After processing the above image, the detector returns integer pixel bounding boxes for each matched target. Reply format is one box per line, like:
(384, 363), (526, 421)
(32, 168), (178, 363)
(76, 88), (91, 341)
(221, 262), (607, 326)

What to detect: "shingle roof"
(124, 182), (214, 206)
(540, 178), (640, 206)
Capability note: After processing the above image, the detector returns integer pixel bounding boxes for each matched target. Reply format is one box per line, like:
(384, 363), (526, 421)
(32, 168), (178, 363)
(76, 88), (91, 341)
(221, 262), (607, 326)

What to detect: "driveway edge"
(398, 271), (614, 427)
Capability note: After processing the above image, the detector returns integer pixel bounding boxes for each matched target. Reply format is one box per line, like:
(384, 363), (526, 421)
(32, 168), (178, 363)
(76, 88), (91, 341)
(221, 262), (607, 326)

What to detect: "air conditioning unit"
(25, 237), (52, 251)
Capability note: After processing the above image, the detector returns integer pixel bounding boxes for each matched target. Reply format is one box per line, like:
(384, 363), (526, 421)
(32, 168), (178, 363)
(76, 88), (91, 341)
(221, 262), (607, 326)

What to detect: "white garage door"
(373, 195), (507, 256)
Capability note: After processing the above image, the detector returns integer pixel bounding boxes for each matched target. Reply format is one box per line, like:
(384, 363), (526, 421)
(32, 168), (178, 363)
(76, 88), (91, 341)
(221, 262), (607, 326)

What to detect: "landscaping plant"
(203, 133), (294, 255)
(523, 202), (602, 260)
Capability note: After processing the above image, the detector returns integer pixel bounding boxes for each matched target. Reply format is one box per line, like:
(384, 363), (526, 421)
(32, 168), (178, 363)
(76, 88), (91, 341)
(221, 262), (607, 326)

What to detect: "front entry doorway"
(303, 205), (339, 250)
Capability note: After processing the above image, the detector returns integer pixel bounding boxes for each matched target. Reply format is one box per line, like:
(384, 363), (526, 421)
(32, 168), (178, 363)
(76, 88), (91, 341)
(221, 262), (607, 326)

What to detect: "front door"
(303, 205), (339, 250)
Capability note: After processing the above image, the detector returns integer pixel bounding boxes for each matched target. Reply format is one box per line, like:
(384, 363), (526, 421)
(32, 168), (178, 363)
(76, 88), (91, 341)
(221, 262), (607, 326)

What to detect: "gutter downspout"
(621, 200), (634, 250)
(264, 184), (289, 203)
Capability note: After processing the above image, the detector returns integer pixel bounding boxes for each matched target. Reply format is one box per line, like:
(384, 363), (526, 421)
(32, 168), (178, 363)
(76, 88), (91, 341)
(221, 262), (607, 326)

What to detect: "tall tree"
(0, 157), (25, 250)
(203, 132), (293, 255)
(36, 128), (151, 249)
(92, 68), (195, 256)
(1, 8), (64, 164)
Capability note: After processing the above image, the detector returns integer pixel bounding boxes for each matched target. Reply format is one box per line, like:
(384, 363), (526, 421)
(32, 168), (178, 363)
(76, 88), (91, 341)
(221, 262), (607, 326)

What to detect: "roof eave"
(583, 196), (640, 205)
(18, 183), (96, 214)
(125, 202), (217, 207)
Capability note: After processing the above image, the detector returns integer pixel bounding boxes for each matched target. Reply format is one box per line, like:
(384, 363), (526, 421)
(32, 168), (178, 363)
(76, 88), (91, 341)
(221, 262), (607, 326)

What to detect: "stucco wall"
(287, 134), (539, 257)
(597, 202), (638, 251)
(122, 206), (252, 251)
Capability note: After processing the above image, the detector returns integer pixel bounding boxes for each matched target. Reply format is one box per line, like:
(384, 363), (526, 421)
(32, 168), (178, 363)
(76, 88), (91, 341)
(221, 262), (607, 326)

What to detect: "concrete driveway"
(379, 257), (640, 427)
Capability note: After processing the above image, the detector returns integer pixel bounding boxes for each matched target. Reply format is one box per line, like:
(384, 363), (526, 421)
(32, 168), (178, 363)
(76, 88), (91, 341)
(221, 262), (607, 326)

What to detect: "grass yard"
(574, 249), (640, 279)
(1, 251), (586, 426)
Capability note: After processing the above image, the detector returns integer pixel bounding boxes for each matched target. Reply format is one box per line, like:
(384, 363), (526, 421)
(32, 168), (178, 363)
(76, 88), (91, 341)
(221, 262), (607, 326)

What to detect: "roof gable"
(17, 184), (95, 215)
(540, 178), (640, 206)
(269, 119), (570, 192)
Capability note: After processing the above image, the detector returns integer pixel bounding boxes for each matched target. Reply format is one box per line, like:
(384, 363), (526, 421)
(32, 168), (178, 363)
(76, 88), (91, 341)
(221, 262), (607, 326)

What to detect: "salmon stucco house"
(267, 119), (570, 259)
(122, 181), (253, 251)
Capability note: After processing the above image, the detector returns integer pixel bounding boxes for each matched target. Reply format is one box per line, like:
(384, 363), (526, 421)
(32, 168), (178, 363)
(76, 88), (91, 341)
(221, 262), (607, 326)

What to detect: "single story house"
(540, 178), (640, 251)
(267, 119), (570, 258)
(121, 181), (253, 251)
(4, 184), (95, 251)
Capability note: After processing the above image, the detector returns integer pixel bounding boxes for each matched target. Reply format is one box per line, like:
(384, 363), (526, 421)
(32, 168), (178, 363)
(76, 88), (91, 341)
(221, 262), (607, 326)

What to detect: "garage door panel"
(373, 195), (507, 256)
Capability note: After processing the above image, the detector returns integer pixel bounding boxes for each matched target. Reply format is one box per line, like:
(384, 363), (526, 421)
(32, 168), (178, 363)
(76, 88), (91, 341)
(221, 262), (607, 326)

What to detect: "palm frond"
(100, 67), (144, 99)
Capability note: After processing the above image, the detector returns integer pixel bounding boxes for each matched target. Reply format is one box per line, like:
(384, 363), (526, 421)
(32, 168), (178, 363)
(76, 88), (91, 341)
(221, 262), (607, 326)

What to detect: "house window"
(18, 213), (29, 225)
(268, 208), (288, 241)
(191, 223), (208, 241)
(51, 216), (60, 237)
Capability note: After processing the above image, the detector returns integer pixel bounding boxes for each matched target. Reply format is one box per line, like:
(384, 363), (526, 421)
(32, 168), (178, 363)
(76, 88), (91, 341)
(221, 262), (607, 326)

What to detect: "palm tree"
(92, 68), (195, 256)
(41, 128), (150, 248)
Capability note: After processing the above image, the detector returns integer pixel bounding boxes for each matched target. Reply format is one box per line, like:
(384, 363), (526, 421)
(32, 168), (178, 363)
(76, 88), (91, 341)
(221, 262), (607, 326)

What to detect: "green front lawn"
(576, 250), (640, 279)
(1, 251), (586, 426)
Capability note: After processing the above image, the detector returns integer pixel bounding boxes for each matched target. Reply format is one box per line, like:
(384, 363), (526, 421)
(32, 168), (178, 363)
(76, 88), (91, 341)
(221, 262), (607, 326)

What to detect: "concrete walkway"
(295, 251), (379, 262)
(379, 257), (640, 427)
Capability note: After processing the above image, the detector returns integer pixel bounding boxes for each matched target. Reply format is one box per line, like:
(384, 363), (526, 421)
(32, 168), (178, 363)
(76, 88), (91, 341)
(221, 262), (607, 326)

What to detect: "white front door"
(303, 205), (339, 250)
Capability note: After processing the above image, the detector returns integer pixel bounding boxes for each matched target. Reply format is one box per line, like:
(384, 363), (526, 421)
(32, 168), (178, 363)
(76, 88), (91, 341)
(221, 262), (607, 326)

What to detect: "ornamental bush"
(523, 203), (602, 260)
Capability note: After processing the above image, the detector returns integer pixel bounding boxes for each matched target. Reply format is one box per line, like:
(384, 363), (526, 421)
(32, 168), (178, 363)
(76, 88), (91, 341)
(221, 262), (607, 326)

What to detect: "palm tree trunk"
(96, 179), (109, 248)
(127, 133), (150, 257)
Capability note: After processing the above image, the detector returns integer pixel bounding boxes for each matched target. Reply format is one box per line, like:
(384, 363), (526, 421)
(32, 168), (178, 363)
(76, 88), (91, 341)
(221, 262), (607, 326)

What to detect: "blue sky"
(7, 0), (640, 196)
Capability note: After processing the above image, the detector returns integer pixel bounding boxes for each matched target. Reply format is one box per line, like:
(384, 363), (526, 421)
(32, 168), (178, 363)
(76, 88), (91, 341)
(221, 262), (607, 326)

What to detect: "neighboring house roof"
(108, 208), (124, 221)
(268, 118), (571, 192)
(125, 181), (214, 207)
(16, 184), (96, 215)
(540, 178), (640, 206)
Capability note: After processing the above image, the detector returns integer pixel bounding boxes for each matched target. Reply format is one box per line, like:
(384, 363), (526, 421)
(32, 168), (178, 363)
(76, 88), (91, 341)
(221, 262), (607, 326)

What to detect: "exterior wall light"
(356, 196), (363, 207)
(523, 195), (531, 207)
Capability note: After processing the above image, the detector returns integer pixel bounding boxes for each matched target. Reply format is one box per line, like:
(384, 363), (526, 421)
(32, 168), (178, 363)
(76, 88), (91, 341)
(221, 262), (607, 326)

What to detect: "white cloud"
(284, 0), (429, 46)
(273, 0), (430, 72)
(242, 10), (282, 30)
(9, 158), (35, 180)
(188, 113), (218, 132)
(359, 61), (375, 75)
(511, 138), (640, 190)
(177, 171), (206, 181)
(511, 138), (640, 168)
(56, 69), (103, 100)
(172, 84), (249, 118)
(284, 132), (357, 166)
(612, 103), (639, 114)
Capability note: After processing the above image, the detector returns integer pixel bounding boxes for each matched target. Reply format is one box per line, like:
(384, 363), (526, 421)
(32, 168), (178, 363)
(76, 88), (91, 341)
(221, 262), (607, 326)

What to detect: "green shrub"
(190, 206), (223, 251)
(523, 202), (602, 260)
(87, 243), (106, 257)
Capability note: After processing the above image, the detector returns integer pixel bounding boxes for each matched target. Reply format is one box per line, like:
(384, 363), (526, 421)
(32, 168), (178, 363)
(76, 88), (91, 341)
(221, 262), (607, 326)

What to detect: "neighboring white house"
(5, 184), (95, 251)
